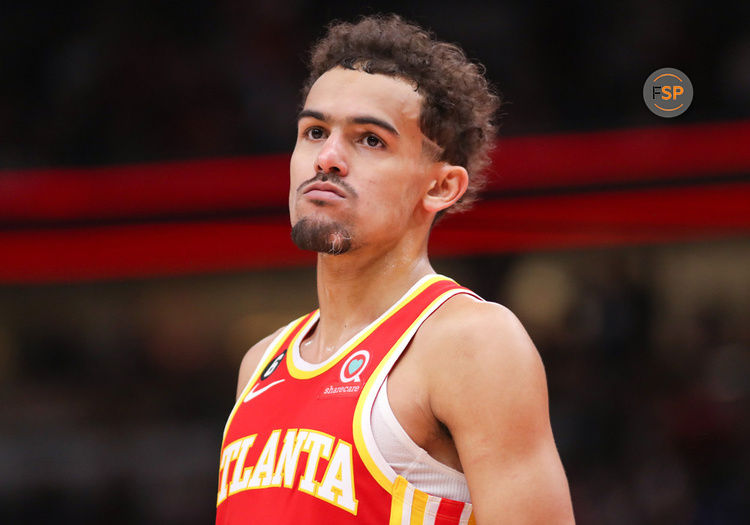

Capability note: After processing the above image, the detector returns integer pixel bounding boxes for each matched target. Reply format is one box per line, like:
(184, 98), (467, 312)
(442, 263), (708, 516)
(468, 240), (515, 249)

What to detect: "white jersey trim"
(352, 286), (482, 493)
(371, 377), (471, 502)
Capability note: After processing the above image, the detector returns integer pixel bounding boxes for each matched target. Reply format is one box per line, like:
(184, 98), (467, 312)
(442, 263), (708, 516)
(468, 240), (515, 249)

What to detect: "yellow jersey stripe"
(409, 485), (430, 525)
(389, 476), (408, 525)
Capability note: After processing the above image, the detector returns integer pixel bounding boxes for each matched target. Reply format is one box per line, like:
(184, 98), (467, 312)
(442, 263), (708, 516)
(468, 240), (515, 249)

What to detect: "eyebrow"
(297, 109), (400, 136)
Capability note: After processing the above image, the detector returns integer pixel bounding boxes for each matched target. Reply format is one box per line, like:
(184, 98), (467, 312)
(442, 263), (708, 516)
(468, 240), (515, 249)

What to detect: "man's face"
(289, 67), (436, 255)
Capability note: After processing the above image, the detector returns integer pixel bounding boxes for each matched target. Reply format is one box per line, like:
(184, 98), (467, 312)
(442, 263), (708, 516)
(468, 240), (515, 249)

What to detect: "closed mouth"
(303, 181), (347, 198)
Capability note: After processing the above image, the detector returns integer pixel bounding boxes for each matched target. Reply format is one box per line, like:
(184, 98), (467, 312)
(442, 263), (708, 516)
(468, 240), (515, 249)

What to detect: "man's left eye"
(364, 135), (382, 148)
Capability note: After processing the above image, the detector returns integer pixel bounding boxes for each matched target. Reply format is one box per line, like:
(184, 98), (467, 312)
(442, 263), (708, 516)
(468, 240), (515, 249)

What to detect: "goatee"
(291, 217), (353, 255)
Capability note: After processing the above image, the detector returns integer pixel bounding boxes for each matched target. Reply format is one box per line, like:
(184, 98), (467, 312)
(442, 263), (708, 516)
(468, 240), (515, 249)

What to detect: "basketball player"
(217, 14), (575, 524)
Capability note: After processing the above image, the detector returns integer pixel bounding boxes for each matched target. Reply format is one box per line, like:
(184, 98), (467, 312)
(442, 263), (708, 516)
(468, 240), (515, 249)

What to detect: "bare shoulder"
(235, 327), (285, 400)
(415, 293), (551, 448)
(415, 295), (574, 523)
(418, 294), (544, 383)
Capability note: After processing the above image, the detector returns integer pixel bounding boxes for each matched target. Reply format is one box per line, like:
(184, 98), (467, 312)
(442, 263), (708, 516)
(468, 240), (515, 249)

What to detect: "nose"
(315, 132), (349, 176)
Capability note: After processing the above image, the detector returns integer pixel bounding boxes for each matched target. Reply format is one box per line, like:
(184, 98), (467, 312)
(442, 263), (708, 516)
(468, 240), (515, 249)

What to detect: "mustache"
(297, 172), (358, 199)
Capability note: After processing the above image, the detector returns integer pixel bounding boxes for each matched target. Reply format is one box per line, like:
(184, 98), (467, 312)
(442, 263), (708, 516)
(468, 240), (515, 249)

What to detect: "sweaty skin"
(237, 67), (575, 524)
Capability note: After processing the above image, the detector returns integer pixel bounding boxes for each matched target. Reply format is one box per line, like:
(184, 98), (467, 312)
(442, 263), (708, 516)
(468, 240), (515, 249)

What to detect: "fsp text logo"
(643, 68), (693, 118)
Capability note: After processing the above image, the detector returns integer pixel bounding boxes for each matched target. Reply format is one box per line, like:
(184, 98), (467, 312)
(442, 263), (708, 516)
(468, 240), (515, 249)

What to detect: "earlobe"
(423, 165), (469, 214)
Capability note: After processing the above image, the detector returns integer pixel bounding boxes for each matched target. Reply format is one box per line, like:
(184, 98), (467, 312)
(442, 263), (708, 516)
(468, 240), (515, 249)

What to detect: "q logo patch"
(340, 350), (370, 383)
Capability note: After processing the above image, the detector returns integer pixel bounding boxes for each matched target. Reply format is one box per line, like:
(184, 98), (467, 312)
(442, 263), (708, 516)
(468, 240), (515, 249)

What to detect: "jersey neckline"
(286, 273), (451, 379)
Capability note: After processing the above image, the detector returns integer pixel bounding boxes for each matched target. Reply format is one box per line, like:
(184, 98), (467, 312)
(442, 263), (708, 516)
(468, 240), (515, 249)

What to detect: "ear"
(422, 164), (469, 214)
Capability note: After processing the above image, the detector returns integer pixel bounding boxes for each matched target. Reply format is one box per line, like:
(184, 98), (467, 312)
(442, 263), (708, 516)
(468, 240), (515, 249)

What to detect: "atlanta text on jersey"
(217, 428), (359, 514)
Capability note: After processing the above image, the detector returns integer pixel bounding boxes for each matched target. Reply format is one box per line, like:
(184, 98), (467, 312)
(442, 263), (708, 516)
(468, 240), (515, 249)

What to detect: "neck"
(303, 235), (434, 362)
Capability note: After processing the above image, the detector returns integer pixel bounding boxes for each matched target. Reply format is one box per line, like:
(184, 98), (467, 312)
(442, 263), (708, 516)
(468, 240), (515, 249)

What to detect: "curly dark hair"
(301, 14), (500, 214)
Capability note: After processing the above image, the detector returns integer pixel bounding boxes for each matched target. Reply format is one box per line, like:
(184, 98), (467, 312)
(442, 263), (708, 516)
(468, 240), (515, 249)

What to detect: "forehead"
(303, 67), (423, 132)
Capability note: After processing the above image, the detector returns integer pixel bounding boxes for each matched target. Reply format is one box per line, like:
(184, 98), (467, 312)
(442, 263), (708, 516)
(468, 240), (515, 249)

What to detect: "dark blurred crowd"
(1, 0), (749, 168)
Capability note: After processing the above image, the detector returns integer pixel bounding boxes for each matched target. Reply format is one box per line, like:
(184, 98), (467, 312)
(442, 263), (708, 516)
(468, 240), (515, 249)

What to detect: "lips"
(302, 181), (347, 199)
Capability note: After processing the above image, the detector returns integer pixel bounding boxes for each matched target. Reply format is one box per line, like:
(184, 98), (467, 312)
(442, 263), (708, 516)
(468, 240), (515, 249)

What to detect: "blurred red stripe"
(432, 183), (750, 256)
(487, 120), (750, 191)
(0, 221), (313, 283)
(0, 155), (291, 222)
(2, 120), (749, 223)
(2, 183), (748, 283)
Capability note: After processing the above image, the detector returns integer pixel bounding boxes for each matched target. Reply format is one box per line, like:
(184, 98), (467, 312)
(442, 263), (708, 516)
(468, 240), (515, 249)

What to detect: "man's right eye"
(305, 127), (325, 140)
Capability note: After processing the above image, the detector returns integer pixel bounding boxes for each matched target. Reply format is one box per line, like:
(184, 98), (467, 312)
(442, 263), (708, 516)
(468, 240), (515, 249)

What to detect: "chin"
(290, 216), (354, 255)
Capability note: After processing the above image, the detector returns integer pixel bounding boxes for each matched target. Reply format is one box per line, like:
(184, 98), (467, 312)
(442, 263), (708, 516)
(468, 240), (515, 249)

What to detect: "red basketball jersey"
(216, 275), (479, 524)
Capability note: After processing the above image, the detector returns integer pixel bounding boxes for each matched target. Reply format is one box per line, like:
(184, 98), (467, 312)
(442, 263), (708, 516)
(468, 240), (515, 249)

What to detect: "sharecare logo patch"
(316, 350), (371, 399)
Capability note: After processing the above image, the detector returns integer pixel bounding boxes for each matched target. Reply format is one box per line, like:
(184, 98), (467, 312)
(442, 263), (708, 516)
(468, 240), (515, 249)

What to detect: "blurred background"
(1, 1), (749, 523)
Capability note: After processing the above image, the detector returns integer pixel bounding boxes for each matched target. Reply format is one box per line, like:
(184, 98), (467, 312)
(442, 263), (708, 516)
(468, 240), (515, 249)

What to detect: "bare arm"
(428, 300), (574, 524)
(235, 328), (284, 400)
